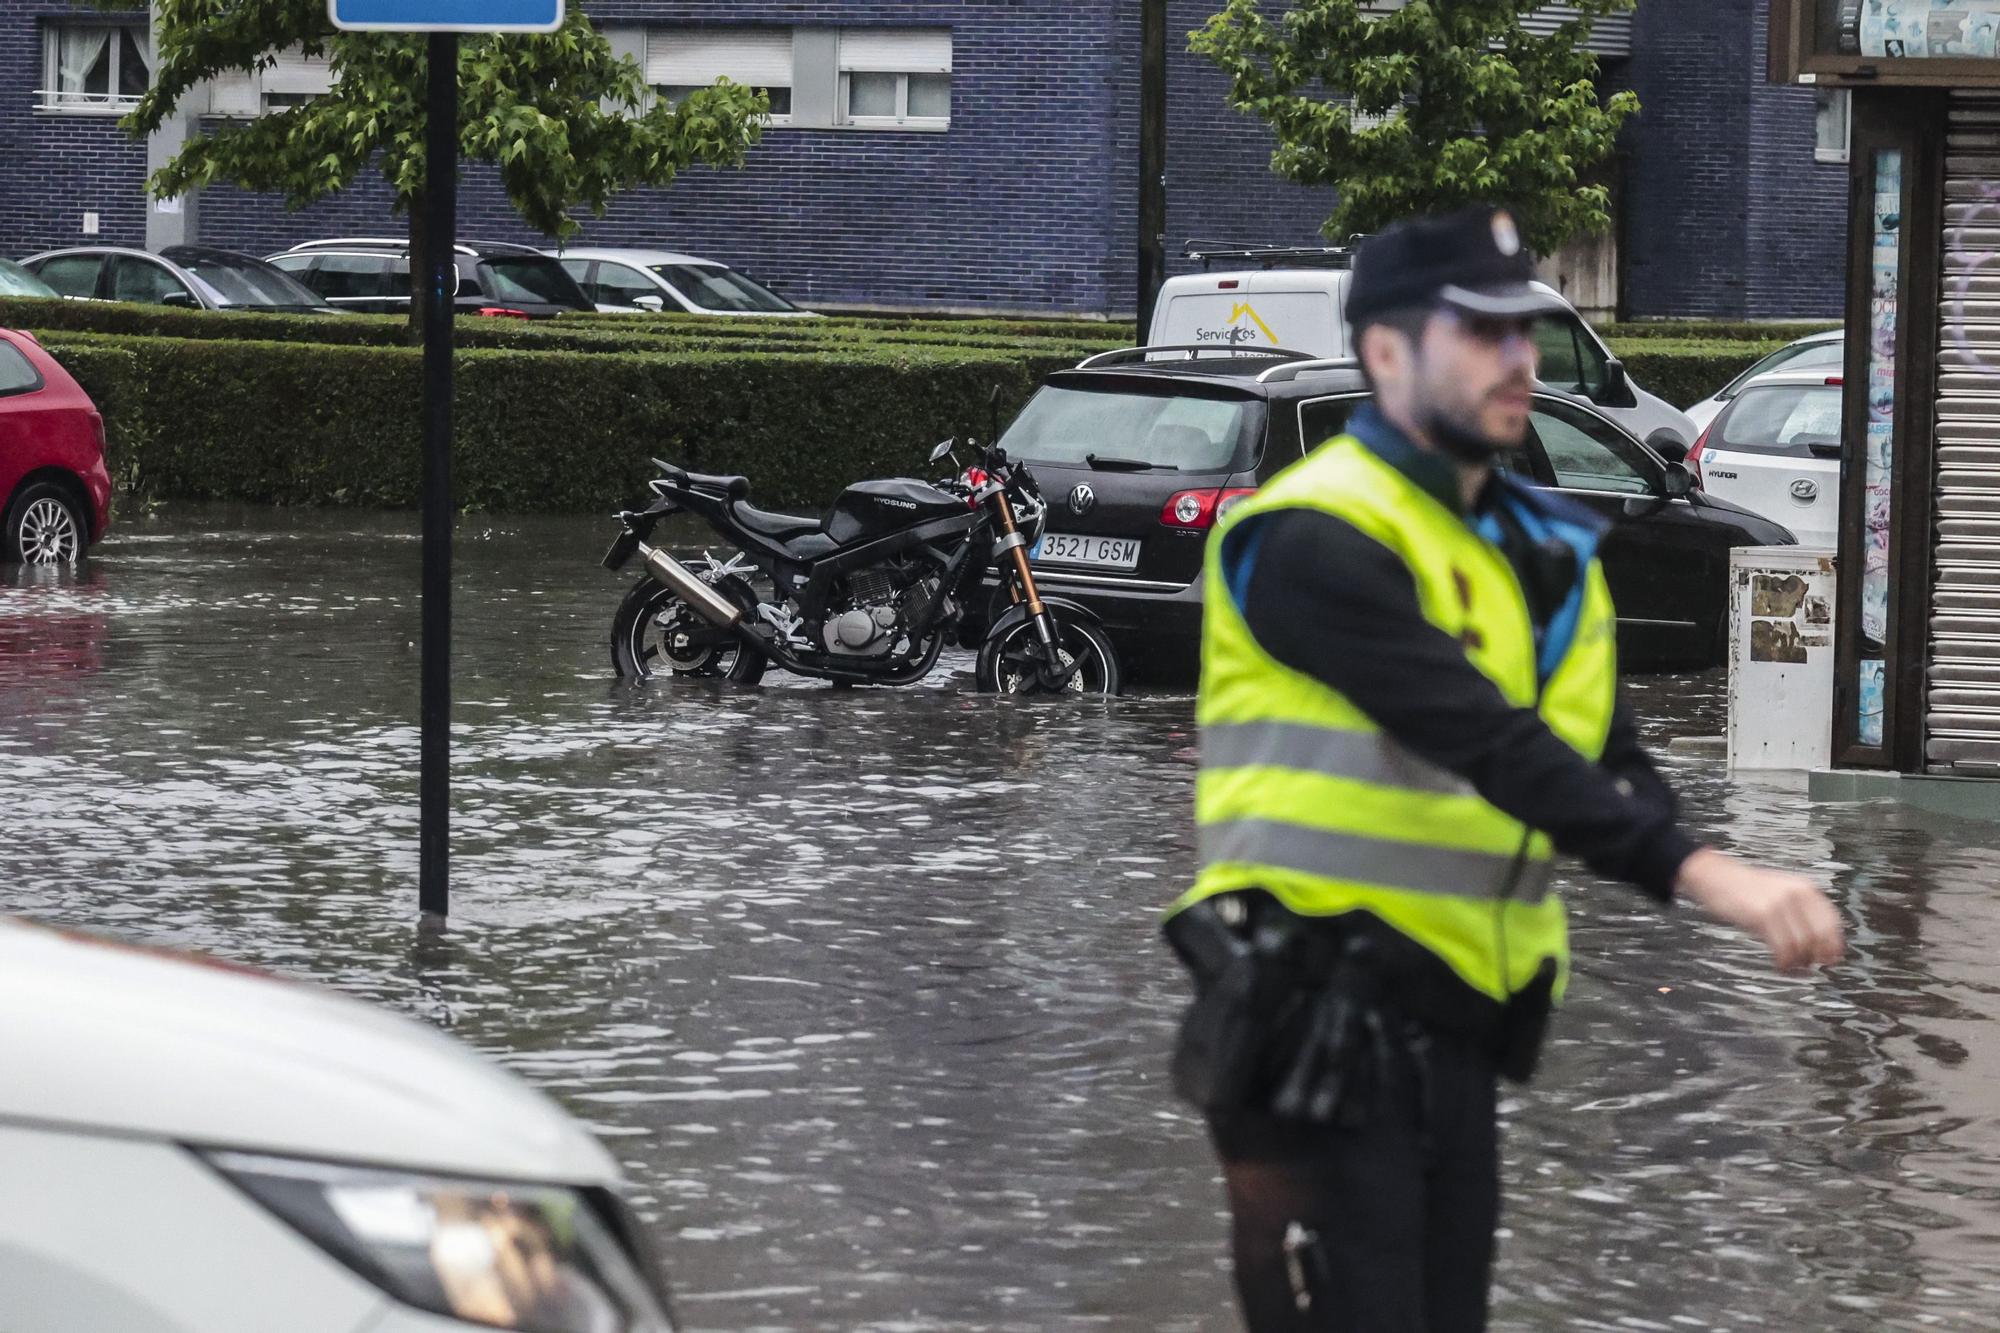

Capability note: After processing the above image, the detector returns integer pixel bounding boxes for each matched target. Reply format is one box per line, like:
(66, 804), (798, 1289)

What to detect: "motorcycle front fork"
(992, 491), (1065, 664)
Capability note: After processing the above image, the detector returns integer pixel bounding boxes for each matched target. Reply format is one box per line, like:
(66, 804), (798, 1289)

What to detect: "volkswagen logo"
(1068, 483), (1096, 517)
(1791, 478), (1821, 502)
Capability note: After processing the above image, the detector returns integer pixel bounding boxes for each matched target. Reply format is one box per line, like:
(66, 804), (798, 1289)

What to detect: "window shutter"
(838, 29), (952, 74)
(264, 47), (333, 96)
(646, 29), (794, 88)
(207, 70), (260, 117)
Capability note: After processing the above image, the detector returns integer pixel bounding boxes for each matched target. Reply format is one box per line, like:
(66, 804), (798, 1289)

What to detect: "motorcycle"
(602, 439), (1123, 694)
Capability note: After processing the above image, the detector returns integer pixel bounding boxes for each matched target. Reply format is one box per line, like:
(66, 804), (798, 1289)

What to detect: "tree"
(1190, 0), (1639, 256)
(116, 1), (769, 332)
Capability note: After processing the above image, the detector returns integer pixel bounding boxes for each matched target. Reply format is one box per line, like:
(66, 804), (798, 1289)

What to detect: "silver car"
(553, 246), (814, 317)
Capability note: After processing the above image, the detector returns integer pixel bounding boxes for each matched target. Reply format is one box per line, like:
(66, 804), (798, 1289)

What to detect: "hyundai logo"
(1791, 478), (1821, 502)
(1069, 483), (1096, 517)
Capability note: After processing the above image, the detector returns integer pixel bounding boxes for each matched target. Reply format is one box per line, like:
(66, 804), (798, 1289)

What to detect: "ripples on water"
(2, 508), (1998, 1331)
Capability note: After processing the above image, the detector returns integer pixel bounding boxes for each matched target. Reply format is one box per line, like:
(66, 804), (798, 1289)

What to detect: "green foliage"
(0, 299), (1128, 360)
(38, 331), (1081, 513)
(1601, 321), (1842, 343)
(110, 2), (767, 241)
(1609, 338), (1792, 411)
(1190, 0), (1639, 255)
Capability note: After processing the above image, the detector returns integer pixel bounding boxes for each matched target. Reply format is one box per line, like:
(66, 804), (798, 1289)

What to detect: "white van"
(1148, 248), (1698, 449)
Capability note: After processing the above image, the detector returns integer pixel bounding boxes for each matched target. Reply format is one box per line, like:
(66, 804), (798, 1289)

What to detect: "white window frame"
(838, 29), (951, 131)
(1815, 88), (1852, 166)
(646, 28), (794, 126)
(38, 21), (150, 115)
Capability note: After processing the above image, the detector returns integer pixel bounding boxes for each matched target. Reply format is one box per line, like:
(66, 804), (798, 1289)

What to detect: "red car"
(0, 329), (110, 564)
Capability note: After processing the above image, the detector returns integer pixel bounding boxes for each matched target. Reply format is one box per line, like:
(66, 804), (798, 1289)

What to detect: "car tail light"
(90, 412), (105, 452)
(1686, 424), (1711, 489)
(1825, 375), (1843, 386)
(476, 306), (531, 320)
(1161, 487), (1258, 530)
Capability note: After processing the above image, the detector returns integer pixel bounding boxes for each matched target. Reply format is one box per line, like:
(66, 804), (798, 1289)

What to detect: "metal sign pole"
(418, 30), (457, 926)
(1137, 0), (1168, 337)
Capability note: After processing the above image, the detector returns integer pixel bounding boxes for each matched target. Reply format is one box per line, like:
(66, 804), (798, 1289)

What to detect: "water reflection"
(2, 507), (1997, 1331)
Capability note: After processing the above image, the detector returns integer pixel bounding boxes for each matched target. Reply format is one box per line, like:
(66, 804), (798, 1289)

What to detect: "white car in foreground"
(0, 916), (676, 1333)
(554, 246), (814, 318)
(1689, 369), (1842, 549)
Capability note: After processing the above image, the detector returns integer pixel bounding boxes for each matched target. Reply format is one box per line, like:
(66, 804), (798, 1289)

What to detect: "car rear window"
(1719, 384), (1844, 456)
(1718, 339), (1843, 399)
(1000, 385), (1258, 472)
(652, 263), (795, 313)
(0, 341), (41, 396)
(482, 257), (588, 307)
(174, 254), (326, 309)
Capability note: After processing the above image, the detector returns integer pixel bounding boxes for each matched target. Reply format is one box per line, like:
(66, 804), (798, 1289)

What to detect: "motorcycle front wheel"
(975, 614), (1122, 695)
(610, 576), (767, 684)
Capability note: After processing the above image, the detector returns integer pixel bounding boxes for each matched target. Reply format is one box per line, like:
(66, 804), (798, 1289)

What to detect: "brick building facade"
(0, 0), (1844, 319)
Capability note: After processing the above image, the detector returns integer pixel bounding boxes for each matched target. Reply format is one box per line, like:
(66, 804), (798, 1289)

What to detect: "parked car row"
(4, 237), (810, 322)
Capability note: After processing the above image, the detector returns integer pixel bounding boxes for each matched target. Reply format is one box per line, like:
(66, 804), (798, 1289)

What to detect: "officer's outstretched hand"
(1674, 848), (1846, 973)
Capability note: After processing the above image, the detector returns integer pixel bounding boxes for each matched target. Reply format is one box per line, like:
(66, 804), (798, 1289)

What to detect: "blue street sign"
(329, 0), (563, 32)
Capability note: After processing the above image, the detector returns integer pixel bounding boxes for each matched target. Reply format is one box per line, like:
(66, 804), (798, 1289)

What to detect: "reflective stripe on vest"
(1200, 818), (1554, 905)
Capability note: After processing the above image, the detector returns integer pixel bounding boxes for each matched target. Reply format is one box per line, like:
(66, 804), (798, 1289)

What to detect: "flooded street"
(5, 506), (2000, 1332)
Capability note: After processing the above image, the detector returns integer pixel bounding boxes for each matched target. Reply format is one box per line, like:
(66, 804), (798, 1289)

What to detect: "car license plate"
(1033, 533), (1142, 571)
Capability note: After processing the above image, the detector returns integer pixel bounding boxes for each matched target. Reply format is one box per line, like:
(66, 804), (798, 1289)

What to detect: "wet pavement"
(4, 505), (2000, 1332)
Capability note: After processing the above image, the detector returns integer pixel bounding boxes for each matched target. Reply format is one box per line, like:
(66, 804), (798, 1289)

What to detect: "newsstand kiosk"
(1773, 2), (2000, 809)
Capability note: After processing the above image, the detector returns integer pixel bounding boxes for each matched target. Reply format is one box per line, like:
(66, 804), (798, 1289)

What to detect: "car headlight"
(205, 1151), (674, 1333)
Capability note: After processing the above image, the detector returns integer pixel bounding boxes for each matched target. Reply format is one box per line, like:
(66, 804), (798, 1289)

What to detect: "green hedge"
(38, 331), (1074, 512)
(1601, 320), (1840, 343)
(1611, 337), (1792, 412)
(0, 297), (1125, 362)
(25, 314), (1796, 512)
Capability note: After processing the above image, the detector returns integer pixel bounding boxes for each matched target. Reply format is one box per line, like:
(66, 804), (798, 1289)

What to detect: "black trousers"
(1208, 1030), (1500, 1333)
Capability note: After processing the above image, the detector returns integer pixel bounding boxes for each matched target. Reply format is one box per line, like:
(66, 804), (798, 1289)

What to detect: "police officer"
(1163, 207), (1846, 1332)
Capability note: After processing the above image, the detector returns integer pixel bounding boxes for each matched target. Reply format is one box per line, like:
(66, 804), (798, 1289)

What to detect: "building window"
(646, 28), (794, 122)
(206, 48), (335, 118)
(839, 30), (951, 129)
(1815, 88), (1851, 165)
(40, 22), (150, 113)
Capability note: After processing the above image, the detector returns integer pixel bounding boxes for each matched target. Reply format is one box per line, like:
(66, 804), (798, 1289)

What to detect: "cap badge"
(1491, 210), (1522, 257)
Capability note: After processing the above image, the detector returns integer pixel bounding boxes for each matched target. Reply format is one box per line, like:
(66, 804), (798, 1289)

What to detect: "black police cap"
(1343, 206), (1567, 328)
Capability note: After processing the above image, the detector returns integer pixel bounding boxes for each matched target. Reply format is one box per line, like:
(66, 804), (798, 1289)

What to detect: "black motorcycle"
(602, 440), (1123, 694)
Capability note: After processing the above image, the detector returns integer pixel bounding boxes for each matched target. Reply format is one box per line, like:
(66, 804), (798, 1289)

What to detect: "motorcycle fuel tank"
(826, 479), (966, 546)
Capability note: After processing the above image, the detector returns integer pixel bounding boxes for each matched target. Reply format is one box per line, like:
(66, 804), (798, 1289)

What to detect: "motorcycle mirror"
(929, 438), (956, 464)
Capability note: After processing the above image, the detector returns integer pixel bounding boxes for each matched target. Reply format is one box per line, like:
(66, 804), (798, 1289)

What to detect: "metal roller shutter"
(1518, 8), (1633, 56)
(1358, 4), (1631, 57)
(645, 29), (794, 90)
(1930, 95), (2000, 770)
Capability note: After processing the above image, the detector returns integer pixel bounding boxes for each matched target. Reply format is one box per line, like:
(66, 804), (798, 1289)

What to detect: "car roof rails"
(286, 237), (480, 257)
(1255, 357), (1364, 384)
(1181, 238), (1367, 271)
(1075, 344), (1319, 370)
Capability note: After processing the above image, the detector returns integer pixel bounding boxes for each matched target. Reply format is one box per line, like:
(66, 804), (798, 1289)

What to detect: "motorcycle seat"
(733, 502), (825, 543)
(687, 471), (751, 499)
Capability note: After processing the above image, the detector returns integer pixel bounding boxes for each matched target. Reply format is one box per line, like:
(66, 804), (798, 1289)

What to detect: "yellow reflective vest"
(1172, 434), (1619, 1007)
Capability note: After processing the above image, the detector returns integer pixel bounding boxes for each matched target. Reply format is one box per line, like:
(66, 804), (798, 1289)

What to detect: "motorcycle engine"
(820, 565), (946, 658)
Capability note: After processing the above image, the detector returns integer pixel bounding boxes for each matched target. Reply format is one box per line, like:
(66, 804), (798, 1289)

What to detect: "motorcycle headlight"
(1017, 492), (1048, 547)
(205, 1151), (674, 1333)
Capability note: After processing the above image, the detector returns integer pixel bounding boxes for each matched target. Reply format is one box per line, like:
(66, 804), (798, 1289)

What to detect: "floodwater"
(4, 506), (1999, 1332)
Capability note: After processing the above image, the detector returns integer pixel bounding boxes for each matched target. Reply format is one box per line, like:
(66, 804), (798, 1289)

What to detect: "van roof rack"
(1182, 239), (1364, 271)
(1074, 344), (1318, 370)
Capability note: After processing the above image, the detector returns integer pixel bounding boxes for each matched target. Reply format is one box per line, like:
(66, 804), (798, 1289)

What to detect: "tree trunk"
(406, 193), (428, 346)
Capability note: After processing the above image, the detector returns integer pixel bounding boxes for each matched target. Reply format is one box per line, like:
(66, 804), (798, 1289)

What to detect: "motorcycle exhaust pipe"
(639, 543), (744, 630)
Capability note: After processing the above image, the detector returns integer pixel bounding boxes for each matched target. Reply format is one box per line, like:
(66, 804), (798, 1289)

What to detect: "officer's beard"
(1413, 369), (1533, 465)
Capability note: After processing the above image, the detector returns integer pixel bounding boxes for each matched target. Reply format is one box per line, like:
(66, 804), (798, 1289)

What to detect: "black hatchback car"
(265, 238), (594, 318)
(987, 347), (1795, 678)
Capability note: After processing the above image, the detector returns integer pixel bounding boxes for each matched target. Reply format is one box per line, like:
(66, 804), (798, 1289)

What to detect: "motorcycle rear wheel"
(611, 576), (767, 684)
(975, 614), (1121, 695)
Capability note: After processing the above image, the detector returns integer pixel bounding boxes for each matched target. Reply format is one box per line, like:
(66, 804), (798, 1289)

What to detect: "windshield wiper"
(1085, 453), (1170, 472)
